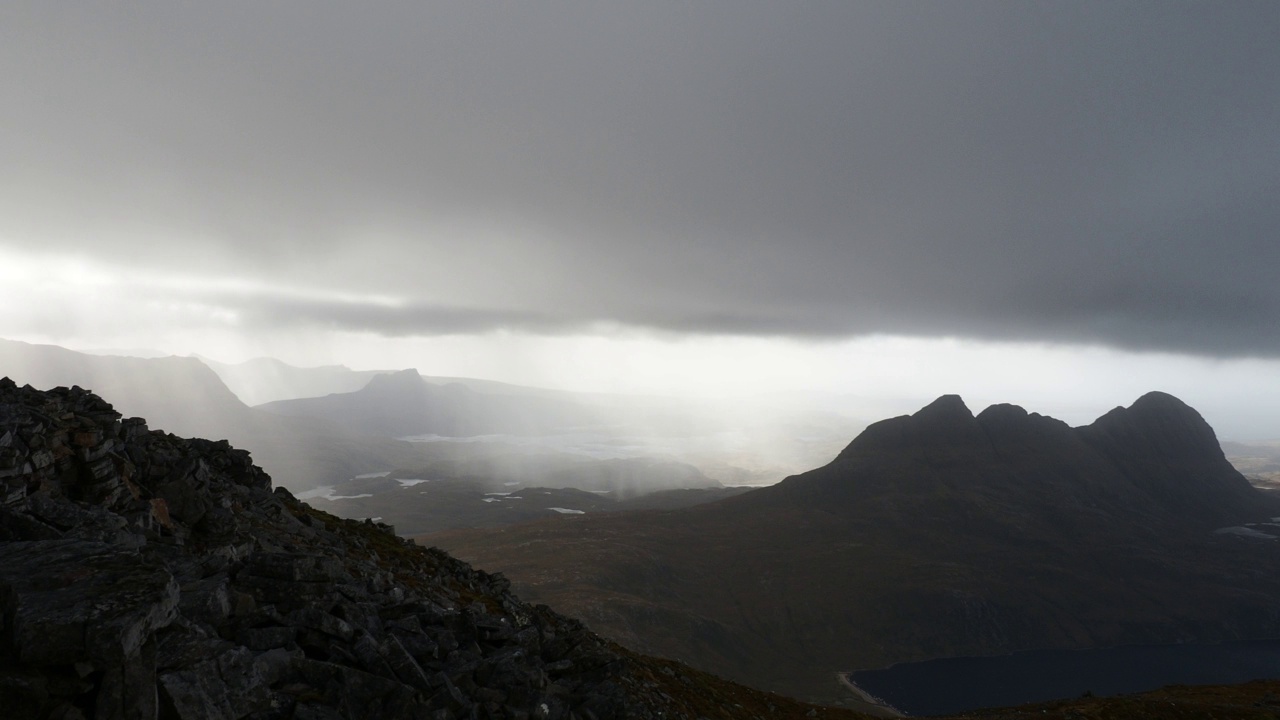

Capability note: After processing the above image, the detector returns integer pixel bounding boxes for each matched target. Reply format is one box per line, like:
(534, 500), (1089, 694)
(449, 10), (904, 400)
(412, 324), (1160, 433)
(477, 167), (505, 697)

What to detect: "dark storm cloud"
(227, 295), (570, 336)
(3, 2), (1279, 355)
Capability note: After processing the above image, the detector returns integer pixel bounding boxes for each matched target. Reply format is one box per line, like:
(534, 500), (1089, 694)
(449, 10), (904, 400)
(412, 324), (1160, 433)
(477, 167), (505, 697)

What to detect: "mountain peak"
(1088, 391), (1214, 442)
(1128, 390), (1199, 417)
(838, 394), (983, 460)
(914, 394), (973, 421)
(975, 402), (1029, 423)
(361, 368), (425, 394)
(1083, 390), (1227, 468)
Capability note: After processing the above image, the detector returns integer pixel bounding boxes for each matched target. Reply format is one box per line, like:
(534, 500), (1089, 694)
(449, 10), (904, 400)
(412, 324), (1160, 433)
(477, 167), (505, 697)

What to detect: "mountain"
(199, 355), (389, 406)
(200, 354), (604, 408)
(0, 378), (877, 720)
(430, 393), (1280, 704)
(0, 338), (252, 438)
(0, 340), (450, 493)
(257, 369), (602, 438)
(181, 348), (873, 491)
(0, 340), (728, 509)
(249, 367), (857, 491)
(769, 391), (1262, 528)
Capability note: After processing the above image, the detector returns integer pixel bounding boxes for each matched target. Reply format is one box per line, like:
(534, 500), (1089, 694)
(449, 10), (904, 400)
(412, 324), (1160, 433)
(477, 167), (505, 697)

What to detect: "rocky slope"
(432, 393), (1280, 703)
(0, 378), (866, 720)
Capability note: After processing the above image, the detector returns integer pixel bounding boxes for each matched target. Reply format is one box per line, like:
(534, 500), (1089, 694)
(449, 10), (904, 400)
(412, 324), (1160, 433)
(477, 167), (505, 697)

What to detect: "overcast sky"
(3, 2), (1280, 436)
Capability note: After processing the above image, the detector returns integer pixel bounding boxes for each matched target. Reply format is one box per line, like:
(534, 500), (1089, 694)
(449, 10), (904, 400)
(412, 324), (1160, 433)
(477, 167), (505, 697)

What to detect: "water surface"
(846, 639), (1280, 716)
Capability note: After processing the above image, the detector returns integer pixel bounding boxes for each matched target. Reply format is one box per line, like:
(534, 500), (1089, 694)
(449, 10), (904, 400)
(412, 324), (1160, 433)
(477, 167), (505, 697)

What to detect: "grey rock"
(179, 573), (232, 627)
(0, 671), (47, 720)
(155, 476), (210, 526)
(0, 539), (178, 666)
(383, 633), (436, 692)
(159, 646), (271, 720)
(289, 606), (356, 642)
(94, 640), (158, 720)
(238, 625), (298, 651)
(0, 379), (763, 720)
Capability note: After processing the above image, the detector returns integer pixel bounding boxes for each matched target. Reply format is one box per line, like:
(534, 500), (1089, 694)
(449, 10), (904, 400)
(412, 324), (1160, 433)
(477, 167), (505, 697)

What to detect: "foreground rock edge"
(0, 377), (867, 720)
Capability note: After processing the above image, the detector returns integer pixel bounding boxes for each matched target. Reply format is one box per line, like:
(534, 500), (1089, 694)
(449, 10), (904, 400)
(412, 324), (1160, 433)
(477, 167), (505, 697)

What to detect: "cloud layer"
(3, 2), (1278, 355)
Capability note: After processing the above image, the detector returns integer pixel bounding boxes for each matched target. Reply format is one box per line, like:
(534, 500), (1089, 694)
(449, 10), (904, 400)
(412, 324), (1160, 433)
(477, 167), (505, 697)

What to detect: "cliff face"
(0, 379), (861, 720)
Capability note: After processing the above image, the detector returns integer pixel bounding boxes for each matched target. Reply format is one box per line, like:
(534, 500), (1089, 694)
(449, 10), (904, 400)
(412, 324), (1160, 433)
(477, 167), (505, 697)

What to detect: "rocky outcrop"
(0, 378), (856, 720)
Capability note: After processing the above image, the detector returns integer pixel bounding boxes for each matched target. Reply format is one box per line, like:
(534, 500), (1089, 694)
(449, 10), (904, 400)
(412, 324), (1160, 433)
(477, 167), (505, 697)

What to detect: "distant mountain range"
(201, 354), (593, 407)
(198, 355), (388, 406)
(0, 339), (741, 502)
(431, 392), (1280, 704)
(257, 368), (601, 437)
(0, 339), (442, 493)
(0, 338), (251, 438)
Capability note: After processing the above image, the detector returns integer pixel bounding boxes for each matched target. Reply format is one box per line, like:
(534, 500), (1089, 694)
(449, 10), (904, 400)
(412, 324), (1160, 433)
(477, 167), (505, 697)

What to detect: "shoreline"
(835, 672), (905, 718)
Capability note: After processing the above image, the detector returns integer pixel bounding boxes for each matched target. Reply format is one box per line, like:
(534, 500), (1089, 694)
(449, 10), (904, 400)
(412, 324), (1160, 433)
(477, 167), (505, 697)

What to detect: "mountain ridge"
(0, 338), (459, 493)
(432, 392), (1280, 703)
(257, 368), (601, 438)
(762, 390), (1258, 526)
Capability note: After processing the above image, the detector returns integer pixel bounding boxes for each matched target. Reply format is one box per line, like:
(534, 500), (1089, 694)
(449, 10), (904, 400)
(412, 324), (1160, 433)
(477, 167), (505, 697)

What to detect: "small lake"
(845, 639), (1280, 716)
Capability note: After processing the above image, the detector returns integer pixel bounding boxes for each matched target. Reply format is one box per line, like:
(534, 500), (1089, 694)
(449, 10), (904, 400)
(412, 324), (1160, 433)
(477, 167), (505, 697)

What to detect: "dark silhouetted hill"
(433, 393), (1280, 704)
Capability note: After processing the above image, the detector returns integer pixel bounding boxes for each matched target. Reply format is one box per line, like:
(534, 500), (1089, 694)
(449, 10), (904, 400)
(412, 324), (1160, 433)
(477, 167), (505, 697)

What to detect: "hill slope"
(0, 378), (869, 720)
(431, 393), (1280, 703)
(0, 338), (252, 438)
